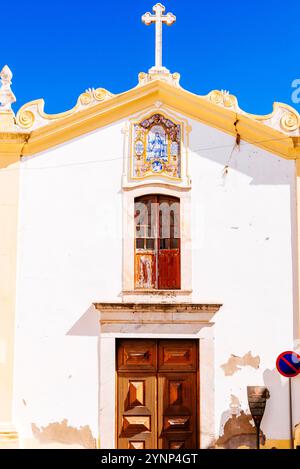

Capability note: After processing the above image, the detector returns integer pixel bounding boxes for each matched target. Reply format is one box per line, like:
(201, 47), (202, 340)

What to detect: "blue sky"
(2, 0), (299, 115)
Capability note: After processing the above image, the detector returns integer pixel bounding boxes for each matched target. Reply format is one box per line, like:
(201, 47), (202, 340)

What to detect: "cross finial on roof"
(142, 3), (176, 71)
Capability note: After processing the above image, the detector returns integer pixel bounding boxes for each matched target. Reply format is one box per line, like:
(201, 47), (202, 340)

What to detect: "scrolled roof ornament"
(280, 111), (300, 132)
(80, 91), (93, 105)
(16, 109), (35, 129)
(80, 88), (113, 106)
(208, 90), (234, 108)
(93, 88), (110, 101)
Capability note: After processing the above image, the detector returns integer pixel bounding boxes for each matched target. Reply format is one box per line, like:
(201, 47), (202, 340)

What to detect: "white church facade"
(0, 3), (300, 450)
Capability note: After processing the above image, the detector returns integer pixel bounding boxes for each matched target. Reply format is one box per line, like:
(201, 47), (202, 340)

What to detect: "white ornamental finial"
(142, 3), (176, 71)
(0, 65), (16, 111)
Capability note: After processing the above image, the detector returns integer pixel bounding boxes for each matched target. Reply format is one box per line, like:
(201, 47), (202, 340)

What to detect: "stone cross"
(142, 3), (176, 70)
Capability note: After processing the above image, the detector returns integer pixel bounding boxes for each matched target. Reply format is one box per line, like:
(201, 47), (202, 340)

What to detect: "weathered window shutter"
(134, 195), (181, 290)
(157, 196), (180, 289)
(158, 248), (180, 289)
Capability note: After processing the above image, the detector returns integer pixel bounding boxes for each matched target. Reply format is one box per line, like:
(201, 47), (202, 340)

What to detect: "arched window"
(134, 195), (180, 290)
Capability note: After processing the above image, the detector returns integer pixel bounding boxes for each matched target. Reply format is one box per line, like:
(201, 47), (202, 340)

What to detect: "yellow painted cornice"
(0, 132), (28, 167)
(8, 78), (300, 159)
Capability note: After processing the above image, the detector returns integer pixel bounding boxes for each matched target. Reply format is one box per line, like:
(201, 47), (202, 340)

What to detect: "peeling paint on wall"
(31, 420), (96, 449)
(229, 394), (241, 414)
(215, 411), (265, 449)
(221, 351), (260, 376)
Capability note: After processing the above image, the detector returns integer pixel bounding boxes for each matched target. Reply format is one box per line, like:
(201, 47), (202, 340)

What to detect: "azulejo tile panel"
(132, 113), (182, 180)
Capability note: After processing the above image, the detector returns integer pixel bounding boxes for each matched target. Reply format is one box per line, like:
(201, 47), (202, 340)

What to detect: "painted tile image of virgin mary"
(146, 125), (168, 161)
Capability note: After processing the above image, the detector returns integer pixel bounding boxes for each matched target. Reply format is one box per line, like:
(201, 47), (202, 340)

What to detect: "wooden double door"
(117, 339), (198, 449)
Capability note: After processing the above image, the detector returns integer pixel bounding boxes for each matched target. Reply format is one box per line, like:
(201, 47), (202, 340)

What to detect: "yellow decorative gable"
(0, 71), (299, 160)
(0, 1), (300, 161)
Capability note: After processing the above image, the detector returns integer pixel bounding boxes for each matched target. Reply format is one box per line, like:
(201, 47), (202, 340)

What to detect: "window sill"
(122, 289), (193, 295)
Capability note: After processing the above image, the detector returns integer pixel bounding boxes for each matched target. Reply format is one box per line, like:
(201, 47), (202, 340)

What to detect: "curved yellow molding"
(202, 90), (300, 135)
(243, 101), (300, 130)
(9, 73), (300, 159)
(16, 87), (115, 130)
(14, 74), (300, 138)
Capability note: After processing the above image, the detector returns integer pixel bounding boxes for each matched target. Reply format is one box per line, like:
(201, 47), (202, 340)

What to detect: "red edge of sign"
(276, 351), (300, 378)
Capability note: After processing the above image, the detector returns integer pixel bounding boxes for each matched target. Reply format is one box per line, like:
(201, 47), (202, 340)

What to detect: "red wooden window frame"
(134, 195), (181, 290)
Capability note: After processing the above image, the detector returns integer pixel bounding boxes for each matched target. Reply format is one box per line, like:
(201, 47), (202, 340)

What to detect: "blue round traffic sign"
(276, 351), (300, 378)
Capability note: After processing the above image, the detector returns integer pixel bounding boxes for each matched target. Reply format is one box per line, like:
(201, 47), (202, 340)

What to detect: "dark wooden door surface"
(117, 339), (198, 449)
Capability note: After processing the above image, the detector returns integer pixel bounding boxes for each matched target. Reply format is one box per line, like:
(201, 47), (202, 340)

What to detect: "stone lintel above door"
(94, 302), (222, 334)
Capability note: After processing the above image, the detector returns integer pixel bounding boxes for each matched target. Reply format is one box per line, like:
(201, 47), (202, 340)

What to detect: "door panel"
(158, 339), (197, 372)
(158, 373), (197, 449)
(116, 339), (198, 449)
(117, 339), (157, 372)
(118, 373), (157, 449)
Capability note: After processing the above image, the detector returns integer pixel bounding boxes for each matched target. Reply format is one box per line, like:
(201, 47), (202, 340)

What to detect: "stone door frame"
(95, 302), (221, 449)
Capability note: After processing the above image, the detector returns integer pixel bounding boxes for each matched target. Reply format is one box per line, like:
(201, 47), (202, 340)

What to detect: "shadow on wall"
(262, 367), (289, 444)
(193, 137), (292, 186)
(65, 304), (101, 449)
(214, 392), (265, 449)
(66, 304), (99, 337)
(215, 410), (264, 449)
(214, 367), (287, 449)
